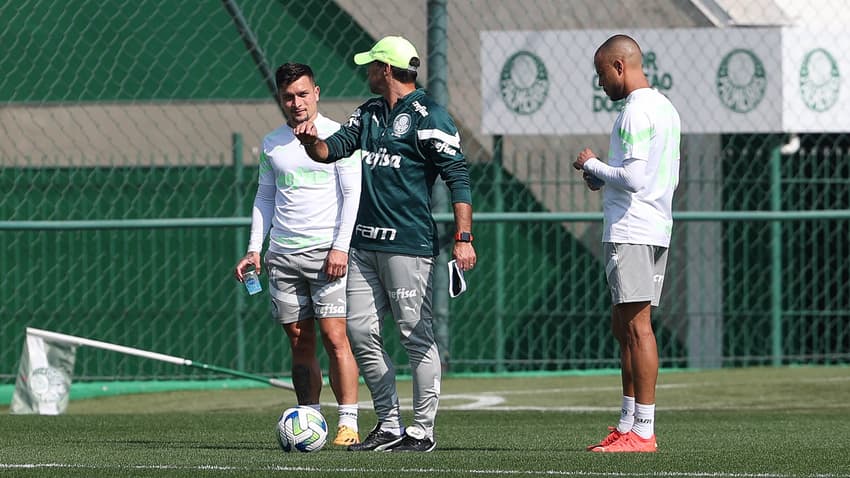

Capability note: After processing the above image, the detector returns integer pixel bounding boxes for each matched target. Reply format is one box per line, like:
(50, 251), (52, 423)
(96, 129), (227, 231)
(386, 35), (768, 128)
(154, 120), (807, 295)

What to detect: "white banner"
(782, 27), (847, 132)
(481, 28), (848, 134)
(10, 333), (77, 415)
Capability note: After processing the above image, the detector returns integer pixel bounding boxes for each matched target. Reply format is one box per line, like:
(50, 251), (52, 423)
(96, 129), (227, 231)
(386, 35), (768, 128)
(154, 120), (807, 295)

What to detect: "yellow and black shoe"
(332, 425), (360, 447)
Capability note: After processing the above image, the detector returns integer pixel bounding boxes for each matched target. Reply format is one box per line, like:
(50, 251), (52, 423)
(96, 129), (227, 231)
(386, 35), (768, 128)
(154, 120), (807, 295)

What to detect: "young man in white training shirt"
(574, 34), (681, 453)
(234, 63), (362, 447)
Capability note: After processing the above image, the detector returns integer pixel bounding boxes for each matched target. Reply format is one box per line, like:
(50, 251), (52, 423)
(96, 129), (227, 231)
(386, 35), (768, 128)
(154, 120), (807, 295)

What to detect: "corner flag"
(10, 331), (77, 415)
(9, 327), (294, 415)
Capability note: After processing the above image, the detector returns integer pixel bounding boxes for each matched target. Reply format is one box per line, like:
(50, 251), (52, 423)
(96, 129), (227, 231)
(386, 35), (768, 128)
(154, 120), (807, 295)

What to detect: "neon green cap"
(353, 36), (419, 71)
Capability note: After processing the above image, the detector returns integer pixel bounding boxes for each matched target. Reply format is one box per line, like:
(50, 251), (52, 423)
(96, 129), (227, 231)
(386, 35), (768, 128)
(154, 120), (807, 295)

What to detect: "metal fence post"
(233, 132), (247, 371)
(428, 0), (452, 370)
(493, 135), (505, 372)
(770, 142), (783, 366)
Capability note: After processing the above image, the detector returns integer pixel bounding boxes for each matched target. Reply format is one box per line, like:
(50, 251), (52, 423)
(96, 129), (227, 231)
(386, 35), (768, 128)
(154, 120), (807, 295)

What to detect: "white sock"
(616, 396), (635, 433)
(305, 403), (321, 413)
(337, 404), (359, 431)
(632, 402), (655, 439)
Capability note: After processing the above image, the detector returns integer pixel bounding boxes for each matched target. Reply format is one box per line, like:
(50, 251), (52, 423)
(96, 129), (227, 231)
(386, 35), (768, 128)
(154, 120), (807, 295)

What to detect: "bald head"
(595, 35), (643, 68)
(593, 34), (649, 101)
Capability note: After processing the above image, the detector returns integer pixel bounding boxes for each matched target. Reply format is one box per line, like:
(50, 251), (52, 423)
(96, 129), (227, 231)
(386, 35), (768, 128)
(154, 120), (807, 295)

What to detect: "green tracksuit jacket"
(325, 88), (472, 257)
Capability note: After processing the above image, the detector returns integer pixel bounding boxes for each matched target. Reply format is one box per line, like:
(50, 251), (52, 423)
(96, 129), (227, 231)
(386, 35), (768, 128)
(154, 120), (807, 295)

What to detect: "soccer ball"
(276, 406), (328, 453)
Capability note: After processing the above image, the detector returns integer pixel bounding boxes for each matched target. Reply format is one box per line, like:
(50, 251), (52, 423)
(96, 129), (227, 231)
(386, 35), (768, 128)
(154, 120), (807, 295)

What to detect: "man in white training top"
(234, 62), (362, 447)
(574, 34), (681, 453)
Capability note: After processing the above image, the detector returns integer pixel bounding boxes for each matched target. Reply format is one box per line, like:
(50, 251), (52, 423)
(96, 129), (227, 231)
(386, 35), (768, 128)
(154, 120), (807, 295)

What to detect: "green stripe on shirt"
(259, 153), (273, 176)
(619, 126), (652, 146)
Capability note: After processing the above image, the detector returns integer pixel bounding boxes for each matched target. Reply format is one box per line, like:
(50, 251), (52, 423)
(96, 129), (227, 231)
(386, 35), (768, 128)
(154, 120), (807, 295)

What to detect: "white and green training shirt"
(584, 88), (681, 248)
(248, 113), (362, 255)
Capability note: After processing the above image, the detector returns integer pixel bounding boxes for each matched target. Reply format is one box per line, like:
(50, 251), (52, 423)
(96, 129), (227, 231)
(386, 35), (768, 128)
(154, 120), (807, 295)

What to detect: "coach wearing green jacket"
(294, 35), (476, 453)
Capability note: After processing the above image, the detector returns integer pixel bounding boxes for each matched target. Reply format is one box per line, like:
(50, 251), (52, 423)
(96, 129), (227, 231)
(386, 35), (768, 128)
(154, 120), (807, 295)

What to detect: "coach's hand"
(453, 242), (477, 271)
(293, 120), (331, 163)
(293, 121), (318, 147)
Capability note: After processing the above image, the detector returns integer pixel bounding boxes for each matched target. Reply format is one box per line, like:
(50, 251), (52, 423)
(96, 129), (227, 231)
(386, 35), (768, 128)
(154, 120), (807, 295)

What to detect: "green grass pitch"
(1, 366), (848, 477)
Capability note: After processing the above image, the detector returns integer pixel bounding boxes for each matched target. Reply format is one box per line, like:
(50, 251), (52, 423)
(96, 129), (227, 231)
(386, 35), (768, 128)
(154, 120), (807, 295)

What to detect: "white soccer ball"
(276, 406), (328, 453)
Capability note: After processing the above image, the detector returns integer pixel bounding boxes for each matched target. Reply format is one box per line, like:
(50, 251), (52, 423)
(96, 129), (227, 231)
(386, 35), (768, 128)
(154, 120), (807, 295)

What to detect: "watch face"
(456, 232), (472, 242)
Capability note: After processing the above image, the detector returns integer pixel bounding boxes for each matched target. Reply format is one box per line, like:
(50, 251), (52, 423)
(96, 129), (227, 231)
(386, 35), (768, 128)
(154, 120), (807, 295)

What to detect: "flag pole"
(26, 327), (294, 390)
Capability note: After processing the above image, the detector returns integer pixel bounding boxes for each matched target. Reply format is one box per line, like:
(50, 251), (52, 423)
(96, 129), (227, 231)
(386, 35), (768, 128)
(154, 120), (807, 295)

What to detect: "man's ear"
(315, 85), (320, 101)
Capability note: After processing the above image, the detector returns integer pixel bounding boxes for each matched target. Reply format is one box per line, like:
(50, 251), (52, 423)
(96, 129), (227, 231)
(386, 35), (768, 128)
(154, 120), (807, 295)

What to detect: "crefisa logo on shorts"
(316, 301), (345, 316)
(500, 50), (549, 115)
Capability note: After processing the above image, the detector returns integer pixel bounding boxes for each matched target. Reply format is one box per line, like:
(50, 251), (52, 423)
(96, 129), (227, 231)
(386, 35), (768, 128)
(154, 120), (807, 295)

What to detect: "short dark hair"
(275, 63), (315, 90)
(389, 56), (419, 83)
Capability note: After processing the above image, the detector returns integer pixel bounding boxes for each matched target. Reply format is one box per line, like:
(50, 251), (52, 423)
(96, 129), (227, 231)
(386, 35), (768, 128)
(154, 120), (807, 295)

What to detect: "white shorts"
(603, 243), (668, 306)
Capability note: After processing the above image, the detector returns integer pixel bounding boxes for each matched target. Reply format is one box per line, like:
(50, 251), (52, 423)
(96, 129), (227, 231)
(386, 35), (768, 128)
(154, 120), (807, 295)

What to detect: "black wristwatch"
(454, 231), (473, 243)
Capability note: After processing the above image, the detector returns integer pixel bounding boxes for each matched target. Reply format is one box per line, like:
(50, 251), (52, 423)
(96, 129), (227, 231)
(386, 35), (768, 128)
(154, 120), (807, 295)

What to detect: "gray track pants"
(346, 248), (440, 438)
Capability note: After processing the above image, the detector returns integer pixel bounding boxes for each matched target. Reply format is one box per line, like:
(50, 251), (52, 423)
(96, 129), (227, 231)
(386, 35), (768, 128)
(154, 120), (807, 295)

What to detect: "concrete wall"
(0, 100), (360, 167)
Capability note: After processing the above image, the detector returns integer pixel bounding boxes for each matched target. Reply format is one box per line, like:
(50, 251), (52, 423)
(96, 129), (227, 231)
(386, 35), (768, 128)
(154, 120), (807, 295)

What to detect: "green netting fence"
(1, 1), (848, 385)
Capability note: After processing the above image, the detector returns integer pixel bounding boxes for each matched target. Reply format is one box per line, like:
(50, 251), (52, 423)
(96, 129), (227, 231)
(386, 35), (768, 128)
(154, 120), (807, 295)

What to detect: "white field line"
(333, 395), (850, 412)
(464, 383), (692, 395)
(327, 374), (849, 411)
(1, 464), (848, 478)
(799, 375), (850, 383)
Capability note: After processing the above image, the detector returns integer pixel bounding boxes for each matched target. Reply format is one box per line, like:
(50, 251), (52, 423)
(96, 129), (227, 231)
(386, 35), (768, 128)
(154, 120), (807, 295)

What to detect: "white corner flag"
(10, 331), (77, 415)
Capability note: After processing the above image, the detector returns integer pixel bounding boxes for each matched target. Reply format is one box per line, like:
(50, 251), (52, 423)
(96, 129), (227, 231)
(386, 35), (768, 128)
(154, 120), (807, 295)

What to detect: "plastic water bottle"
(243, 269), (262, 295)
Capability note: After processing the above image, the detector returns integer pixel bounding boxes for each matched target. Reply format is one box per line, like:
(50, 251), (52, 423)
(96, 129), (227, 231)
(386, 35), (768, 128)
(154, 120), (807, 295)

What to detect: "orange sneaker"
(591, 431), (657, 453)
(332, 425), (360, 446)
(586, 426), (623, 451)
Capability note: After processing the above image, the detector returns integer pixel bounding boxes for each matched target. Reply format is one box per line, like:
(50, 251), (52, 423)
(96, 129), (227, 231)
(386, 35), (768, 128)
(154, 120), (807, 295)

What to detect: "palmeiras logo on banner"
(716, 49), (767, 113)
(499, 51), (549, 115)
(799, 48), (840, 112)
